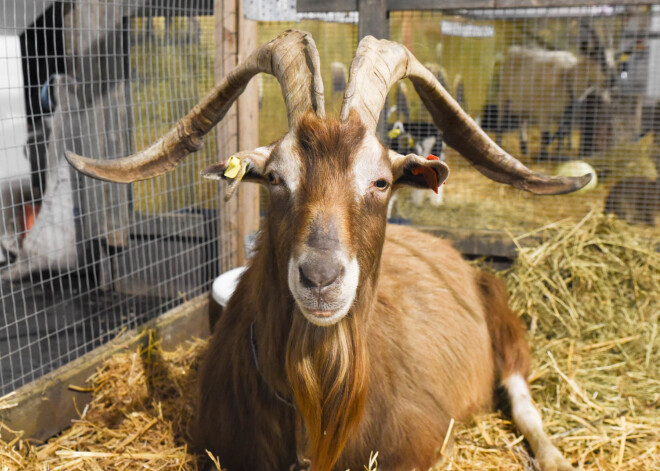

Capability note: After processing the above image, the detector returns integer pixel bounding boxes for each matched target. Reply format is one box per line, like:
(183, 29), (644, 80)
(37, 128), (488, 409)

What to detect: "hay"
(442, 212), (660, 471)
(0, 335), (211, 471)
(1, 212), (658, 470)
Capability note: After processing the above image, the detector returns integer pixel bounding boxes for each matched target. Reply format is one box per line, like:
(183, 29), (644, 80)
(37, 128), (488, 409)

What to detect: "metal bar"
(358, 0), (388, 40)
(298, 0), (660, 12)
(298, 0), (358, 12)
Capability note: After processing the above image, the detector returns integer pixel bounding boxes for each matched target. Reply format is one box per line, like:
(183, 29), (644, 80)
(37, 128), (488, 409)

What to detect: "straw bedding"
(1, 212), (658, 470)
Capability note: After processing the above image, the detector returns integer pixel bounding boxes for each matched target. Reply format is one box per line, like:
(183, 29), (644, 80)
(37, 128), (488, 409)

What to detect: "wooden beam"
(358, 0), (388, 40)
(298, 0), (357, 12)
(416, 226), (525, 259)
(0, 294), (210, 442)
(358, 0), (389, 138)
(236, 0), (260, 265)
(213, 0), (259, 267)
(298, 0), (660, 12)
(214, 0), (240, 270)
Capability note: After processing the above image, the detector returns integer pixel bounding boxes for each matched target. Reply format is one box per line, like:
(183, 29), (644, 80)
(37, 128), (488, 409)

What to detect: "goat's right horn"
(341, 36), (591, 195)
(66, 29), (325, 183)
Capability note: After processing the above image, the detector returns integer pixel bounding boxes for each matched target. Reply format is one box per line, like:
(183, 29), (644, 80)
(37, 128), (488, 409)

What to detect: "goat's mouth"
(287, 255), (360, 327)
(297, 300), (353, 326)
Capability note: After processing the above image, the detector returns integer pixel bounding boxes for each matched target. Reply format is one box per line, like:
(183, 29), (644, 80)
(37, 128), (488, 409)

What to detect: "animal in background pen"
(386, 82), (446, 219)
(66, 30), (591, 471)
(495, 23), (616, 161)
(605, 176), (660, 225)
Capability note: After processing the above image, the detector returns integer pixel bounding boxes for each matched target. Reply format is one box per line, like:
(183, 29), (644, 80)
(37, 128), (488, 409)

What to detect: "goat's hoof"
(536, 446), (574, 471)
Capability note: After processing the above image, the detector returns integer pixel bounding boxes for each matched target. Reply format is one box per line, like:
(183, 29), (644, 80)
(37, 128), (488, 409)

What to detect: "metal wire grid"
(254, 4), (660, 233)
(0, 0), (235, 396)
(385, 6), (660, 232)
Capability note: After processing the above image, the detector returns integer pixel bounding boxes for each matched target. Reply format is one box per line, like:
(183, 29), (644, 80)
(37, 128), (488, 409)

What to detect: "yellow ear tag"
(223, 160), (248, 202)
(224, 155), (243, 179)
(236, 161), (248, 181)
(387, 128), (401, 139)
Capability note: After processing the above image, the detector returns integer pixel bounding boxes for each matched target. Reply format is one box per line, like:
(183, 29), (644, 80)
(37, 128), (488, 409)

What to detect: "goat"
(66, 30), (591, 471)
(496, 36), (615, 161)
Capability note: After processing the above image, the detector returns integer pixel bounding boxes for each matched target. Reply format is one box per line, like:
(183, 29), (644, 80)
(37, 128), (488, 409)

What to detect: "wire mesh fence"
(385, 5), (660, 234)
(0, 0), (234, 397)
(254, 4), (660, 235)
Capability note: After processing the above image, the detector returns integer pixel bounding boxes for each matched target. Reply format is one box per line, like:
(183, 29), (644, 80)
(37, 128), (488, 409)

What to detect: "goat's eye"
(374, 179), (390, 191)
(267, 172), (282, 186)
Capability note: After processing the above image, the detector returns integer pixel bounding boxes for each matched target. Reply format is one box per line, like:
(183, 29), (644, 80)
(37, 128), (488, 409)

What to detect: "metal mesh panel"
(254, 4), (659, 233)
(387, 6), (660, 234)
(0, 0), (235, 396)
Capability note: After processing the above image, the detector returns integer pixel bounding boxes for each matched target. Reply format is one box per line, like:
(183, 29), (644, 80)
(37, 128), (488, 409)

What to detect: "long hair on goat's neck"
(248, 228), (297, 396)
(285, 290), (373, 471)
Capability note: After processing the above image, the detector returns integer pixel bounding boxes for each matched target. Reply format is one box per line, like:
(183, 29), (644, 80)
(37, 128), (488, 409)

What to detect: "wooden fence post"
(237, 0), (261, 261)
(214, 0), (259, 268)
(358, 0), (389, 138)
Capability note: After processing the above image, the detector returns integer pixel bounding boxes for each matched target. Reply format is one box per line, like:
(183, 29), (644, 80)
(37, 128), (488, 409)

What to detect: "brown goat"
(66, 30), (588, 471)
(193, 114), (571, 471)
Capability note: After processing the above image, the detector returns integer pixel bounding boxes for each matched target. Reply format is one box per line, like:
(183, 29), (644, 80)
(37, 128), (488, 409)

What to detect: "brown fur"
(193, 114), (532, 471)
(286, 313), (368, 471)
(478, 271), (531, 382)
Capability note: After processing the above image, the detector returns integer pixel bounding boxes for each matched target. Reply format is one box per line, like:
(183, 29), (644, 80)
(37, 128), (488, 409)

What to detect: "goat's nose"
(298, 255), (344, 289)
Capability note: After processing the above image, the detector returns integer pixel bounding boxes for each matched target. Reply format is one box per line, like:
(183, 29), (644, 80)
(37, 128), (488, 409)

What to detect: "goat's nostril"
(299, 266), (316, 289)
(298, 259), (343, 289)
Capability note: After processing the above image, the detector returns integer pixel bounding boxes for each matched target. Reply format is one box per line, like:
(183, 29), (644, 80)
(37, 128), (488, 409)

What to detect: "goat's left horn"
(340, 36), (591, 195)
(66, 29), (325, 183)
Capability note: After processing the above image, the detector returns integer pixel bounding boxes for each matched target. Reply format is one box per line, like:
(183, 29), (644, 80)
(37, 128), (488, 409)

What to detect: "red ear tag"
(410, 164), (439, 194)
(427, 154), (440, 161)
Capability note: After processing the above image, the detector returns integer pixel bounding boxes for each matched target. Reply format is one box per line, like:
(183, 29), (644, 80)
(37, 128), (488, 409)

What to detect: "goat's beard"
(285, 310), (368, 471)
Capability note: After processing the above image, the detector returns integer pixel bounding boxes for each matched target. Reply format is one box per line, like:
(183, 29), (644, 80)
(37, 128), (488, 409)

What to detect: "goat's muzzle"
(288, 249), (359, 326)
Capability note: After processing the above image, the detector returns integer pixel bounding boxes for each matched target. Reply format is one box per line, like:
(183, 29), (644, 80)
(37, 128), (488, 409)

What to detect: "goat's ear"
(201, 146), (271, 183)
(391, 152), (449, 193)
(201, 146), (272, 201)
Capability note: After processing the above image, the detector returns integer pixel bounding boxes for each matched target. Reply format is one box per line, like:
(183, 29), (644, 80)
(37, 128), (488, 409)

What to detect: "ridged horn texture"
(65, 29), (325, 183)
(340, 36), (591, 195)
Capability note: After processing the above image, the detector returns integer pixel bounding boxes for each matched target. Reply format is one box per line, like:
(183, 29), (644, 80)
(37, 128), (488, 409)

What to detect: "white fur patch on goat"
(269, 133), (302, 193)
(352, 135), (392, 200)
(287, 254), (360, 327)
(505, 373), (573, 470)
(506, 374), (544, 438)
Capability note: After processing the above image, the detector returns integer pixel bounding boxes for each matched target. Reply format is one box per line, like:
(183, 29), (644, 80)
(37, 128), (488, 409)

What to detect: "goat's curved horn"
(340, 36), (591, 195)
(66, 29), (325, 183)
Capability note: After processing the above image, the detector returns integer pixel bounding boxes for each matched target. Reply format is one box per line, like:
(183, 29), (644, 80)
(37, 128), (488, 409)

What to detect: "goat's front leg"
(505, 374), (574, 471)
